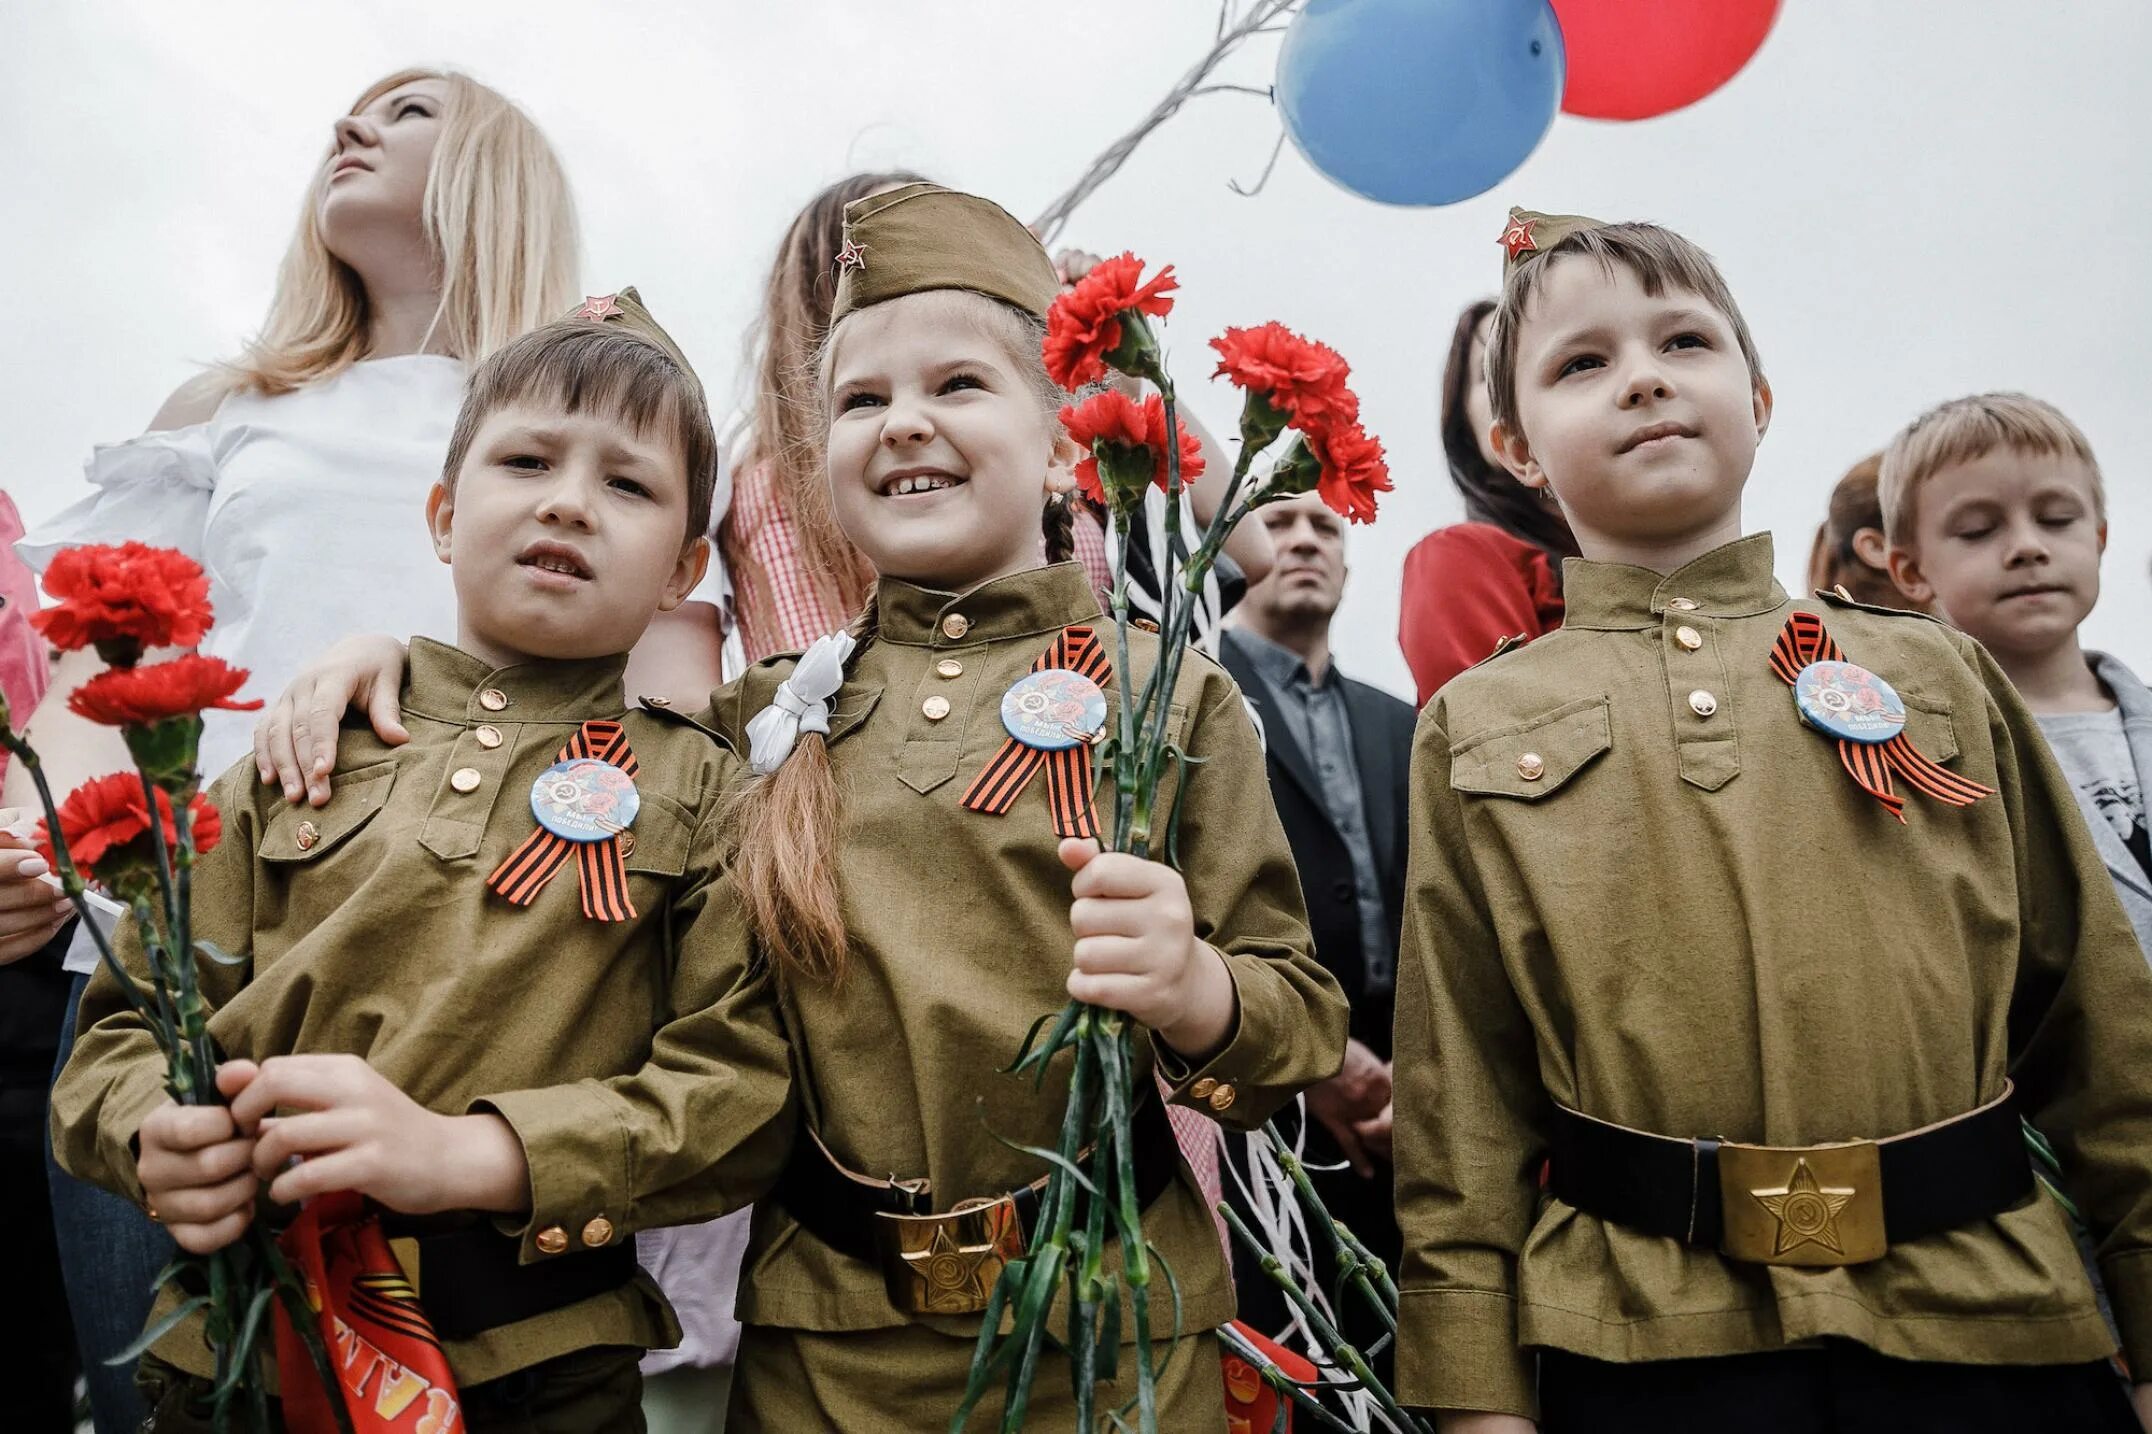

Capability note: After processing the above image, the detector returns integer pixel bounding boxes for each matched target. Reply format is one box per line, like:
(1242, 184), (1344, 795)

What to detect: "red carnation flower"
(1305, 417), (1393, 526)
(31, 542), (213, 657)
(69, 654), (262, 728)
(35, 771), (222, 877)
(1043, 253), (1178, 391)
(1209, 322), (1359, 429)
(1060, 391), (1205, 508)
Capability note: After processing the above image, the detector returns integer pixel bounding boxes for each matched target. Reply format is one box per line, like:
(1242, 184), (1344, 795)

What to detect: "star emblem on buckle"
(1498, 215), (1539, 259)
(1751, 1156), (1856, 1258)
(897, 1220), (1001, 1314)
(835, 239), (868, 272)
(576, 294), (621, 321)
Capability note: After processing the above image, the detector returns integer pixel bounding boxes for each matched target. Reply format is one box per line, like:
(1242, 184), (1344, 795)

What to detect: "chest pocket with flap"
(259, 761), (396, 862)
(1448, 695), (1612, 801)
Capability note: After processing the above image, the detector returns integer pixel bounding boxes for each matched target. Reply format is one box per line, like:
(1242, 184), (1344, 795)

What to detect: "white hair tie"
(746, 631), (857, 775)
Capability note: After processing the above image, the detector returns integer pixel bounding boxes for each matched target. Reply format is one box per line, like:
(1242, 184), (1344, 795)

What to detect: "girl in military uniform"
(250, 183), (1347, 1430)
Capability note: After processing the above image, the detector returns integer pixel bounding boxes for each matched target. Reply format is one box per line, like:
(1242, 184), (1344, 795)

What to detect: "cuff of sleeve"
(471, 1083), (629, 1264)
(2099, 1249), (2152, 1377)
(1152, 944), (1249, 1123)
(94, 1063), (172, 1208)
(1395, 1287), (1535, 1418)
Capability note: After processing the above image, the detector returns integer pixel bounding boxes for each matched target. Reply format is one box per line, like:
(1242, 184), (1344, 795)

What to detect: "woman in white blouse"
(2, 67), (643, 1433)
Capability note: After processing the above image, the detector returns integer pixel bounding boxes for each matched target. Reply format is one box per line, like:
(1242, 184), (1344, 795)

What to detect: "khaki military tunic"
(703, 564), (1346, 1427)
(1392, 536), (2152, 1417)
(52, 639), (796, 1387)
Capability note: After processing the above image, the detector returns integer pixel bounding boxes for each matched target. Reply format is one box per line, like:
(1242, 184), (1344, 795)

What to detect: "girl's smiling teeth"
(881, 471), (965, 497)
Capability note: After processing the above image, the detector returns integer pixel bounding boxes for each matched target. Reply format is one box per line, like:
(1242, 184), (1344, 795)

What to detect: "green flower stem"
(1266, 1128), (1399, 1328)
(1219, 1203), (1431, 1434)
(1216, 1323), (1366, 1434)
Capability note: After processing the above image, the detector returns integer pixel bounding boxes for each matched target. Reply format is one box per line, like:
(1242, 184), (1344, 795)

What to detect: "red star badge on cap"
(1498, 215), (1538, 260)
(835, 239), (867, 273)
(576, 294), (622, 321)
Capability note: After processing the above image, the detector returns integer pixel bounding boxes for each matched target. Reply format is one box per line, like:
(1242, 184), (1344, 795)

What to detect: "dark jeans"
(3, 927), (81, 1431)
(139, 1345), (647, 1433)
(49, 967), (172, 1434)
(1538, 1342), (2138, 1434)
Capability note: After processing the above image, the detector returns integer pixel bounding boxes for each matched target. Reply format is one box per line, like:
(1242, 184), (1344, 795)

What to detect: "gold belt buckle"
(1716, 1138), (1887, 1266)
(872, 1195), (1026, 1315)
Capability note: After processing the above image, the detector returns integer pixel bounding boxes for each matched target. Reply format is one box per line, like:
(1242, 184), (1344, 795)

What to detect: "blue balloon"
(1277, 0), (1565, 207)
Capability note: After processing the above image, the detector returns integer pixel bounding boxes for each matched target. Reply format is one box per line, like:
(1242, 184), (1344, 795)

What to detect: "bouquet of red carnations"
(8, 542), (349, 1434)
(957, 260), (1418, 1433)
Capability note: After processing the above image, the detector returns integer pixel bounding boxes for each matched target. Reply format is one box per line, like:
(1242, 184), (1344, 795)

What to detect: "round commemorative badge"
(530, 758), (640, 842)
(1000, 668), (1107, 752)
(1793, 660), (1907, 744)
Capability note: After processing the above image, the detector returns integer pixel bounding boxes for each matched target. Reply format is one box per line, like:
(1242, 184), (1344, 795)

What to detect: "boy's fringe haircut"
(441, 318), (720, 543)
(1486, 221), (1765, 439)
(1878, 392), (2103, 546)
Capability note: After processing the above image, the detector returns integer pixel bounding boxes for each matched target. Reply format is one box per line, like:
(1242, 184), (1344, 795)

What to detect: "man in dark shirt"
(1219, 492), (1414, 1376)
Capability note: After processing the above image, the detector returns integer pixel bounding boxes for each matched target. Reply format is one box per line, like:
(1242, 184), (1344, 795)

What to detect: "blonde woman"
(4, 68), (611, 1432)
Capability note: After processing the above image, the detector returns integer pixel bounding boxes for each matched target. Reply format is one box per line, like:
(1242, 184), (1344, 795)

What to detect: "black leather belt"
(380, 1220), (639, 1342)
(1547, 1082), (2034, 1266)
(774, 1093), (1182, 1314)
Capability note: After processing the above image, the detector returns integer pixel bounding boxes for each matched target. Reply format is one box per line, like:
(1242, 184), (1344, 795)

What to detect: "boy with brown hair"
(52, 292), (795, 1431)
(1882, 392), (2152, 955)
(1391, 210), (2152, 1433)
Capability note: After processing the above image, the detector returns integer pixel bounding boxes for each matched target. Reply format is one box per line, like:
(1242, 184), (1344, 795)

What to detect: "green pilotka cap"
(567, 287), (701, 384)
(829, 182), (1061, 323)
(1497, 205), (1608, 272)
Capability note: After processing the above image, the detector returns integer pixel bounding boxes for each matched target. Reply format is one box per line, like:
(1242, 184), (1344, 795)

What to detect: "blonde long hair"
(225, 68), (579, 396)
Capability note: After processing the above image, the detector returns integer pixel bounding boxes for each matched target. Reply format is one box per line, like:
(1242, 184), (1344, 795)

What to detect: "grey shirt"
(2040, 705), (2150, 877)
(1230, 627), (1393, 991)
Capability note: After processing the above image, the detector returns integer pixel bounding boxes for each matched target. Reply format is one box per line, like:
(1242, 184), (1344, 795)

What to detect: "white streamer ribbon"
(746, 631), (857, 775)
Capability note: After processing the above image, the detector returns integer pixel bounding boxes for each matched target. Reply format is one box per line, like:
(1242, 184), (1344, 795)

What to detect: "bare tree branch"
(1031, 0), (1301, 248)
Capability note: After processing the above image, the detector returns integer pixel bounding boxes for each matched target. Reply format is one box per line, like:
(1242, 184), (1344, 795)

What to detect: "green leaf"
(211, 1285), (278, 1399)
(108, 1293), (210, 1366)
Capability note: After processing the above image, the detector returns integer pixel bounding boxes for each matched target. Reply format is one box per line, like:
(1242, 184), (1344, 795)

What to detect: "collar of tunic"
(402, 636), (631, 725)
(1560, 532), (1787, 632)
(872, 561), (1103, 647)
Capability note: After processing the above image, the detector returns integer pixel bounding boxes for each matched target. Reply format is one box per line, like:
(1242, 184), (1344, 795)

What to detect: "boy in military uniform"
(1391, 211), (2152, 1432)
(52, 293), (795, 1431)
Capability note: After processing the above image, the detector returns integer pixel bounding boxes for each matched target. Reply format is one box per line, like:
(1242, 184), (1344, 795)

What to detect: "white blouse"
(21, 355), (469, 780)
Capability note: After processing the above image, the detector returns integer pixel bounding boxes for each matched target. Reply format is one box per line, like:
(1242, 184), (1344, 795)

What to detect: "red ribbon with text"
(274, 1191), (464, 1434)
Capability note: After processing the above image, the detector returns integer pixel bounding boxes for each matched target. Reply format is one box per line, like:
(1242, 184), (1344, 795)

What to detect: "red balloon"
(1553, 0), (1782, 121)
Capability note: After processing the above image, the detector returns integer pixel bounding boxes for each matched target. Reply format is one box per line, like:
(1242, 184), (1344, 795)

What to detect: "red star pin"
(835, 239), (867, 273)
(576, 294), (622, 321)
(1498, 215), (1538, 260)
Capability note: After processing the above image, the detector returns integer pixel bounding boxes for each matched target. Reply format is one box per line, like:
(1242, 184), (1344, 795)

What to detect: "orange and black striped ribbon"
(959, 625), (1111, 840)
(1772, 612), (1994, 824)
(485, 719), (639, 921)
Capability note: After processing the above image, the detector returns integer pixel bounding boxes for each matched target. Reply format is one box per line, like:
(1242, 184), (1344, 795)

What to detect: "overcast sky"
(5, 1), (2148, 693)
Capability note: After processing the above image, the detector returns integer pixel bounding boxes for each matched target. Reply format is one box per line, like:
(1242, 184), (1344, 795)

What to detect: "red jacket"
(1397, 522), (1564, 707)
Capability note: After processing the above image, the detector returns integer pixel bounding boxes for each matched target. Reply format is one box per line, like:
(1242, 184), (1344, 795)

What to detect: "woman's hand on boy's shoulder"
(255, 634), (411, 806)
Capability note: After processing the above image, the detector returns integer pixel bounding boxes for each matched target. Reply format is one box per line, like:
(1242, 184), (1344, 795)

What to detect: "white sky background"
(4, 1), (2148, 696)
